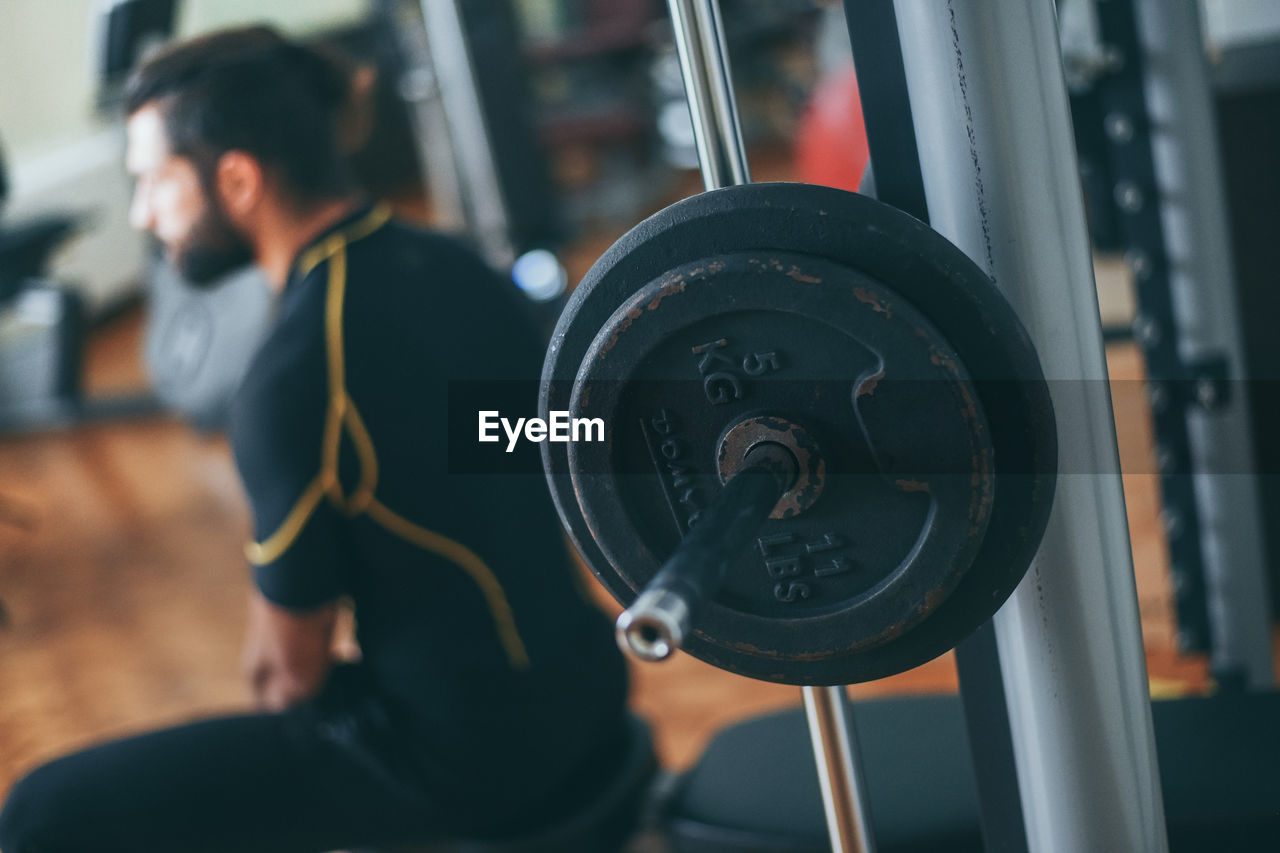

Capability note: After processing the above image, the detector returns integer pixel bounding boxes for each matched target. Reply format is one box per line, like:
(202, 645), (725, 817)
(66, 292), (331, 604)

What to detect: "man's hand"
(242, 590), (337, 711)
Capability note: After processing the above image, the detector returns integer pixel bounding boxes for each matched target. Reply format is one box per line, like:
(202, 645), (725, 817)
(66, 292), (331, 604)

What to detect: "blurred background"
(1, 0), (1279, 798)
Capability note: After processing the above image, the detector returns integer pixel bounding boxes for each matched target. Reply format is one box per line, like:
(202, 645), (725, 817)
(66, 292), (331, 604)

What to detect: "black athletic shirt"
(228, 205), (628, 817)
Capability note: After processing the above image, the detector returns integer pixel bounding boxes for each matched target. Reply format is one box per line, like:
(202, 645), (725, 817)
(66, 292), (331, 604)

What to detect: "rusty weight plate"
(540, 182), (1056, 685)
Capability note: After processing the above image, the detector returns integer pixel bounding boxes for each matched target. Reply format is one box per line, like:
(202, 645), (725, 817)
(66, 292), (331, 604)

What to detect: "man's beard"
(173, 201), (254, 287)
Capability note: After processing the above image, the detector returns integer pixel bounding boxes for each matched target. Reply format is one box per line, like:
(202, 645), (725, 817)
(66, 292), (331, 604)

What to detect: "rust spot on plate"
(599, 278), (688, 355)
(786, 267), (821, 284)
(856, 369), (885, 398)
(646, 279), (687, 311)
(853, 287), (893, 317)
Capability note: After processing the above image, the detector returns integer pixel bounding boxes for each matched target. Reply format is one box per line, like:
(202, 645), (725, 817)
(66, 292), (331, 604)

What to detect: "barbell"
(541, 181), (1056, 686)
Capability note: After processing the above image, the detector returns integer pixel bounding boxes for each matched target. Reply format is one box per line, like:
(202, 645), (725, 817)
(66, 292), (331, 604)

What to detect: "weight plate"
(567, 251), (994, 678)
(541, 182), (1056, 685)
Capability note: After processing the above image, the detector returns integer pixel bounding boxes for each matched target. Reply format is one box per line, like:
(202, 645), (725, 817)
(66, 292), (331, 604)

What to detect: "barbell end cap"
(615, 588), (690, 662)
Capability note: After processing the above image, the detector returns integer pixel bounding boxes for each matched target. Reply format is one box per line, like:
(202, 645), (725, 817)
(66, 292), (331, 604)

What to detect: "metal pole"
(417, 0), (515, 269)
(843, 4), (1027, 848)
(666, 0), (751, 190)
(803, 686), (876, 853)
(1132, 0), (1274, 687)
(392, 10), (465, 232)
(891, 1), (1168, 850)
(665, 2), (872, 850)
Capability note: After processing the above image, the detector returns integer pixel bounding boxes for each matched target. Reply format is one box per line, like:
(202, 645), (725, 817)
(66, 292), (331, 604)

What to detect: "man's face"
(125, 103), (253, 285)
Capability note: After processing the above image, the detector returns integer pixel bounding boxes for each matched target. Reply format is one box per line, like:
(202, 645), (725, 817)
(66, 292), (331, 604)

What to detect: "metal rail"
(662, 2), (873, 850)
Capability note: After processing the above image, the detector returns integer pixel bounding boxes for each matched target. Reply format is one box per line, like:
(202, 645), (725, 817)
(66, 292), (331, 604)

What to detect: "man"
(0, 27), (629, 852)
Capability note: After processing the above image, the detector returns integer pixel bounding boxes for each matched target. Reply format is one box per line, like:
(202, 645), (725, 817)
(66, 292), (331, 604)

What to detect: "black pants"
(0, 702), (461, 853)
(0, 663), (612, 853)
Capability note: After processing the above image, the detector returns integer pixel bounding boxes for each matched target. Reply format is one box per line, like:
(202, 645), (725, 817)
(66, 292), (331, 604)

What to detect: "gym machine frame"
(1123, 0), (1271, 687)
(650, 1), (1168, 850)
(1060, 0), (1273, 687)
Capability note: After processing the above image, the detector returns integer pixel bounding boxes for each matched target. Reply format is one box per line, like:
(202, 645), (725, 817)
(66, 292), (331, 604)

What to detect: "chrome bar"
(665, 0), (751, 190)
(664, 2), (871, 850)
(803, 686), (876, 853)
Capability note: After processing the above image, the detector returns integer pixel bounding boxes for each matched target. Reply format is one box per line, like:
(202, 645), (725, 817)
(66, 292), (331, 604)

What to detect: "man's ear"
(214, 150), (264, 222)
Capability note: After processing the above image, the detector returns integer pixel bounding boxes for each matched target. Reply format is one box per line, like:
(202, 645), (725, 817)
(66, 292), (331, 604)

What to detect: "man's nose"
(128, 188), (153, 232)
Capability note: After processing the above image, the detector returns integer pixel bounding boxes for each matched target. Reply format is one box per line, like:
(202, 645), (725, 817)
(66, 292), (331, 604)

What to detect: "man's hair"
(125, 26), (355, 204)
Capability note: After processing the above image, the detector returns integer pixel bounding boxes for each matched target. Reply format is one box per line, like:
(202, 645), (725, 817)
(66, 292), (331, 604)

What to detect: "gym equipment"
(92, 0), (177, 109)
(0, 219), (80, 306)
(541, 181), (1057, 686)
(1216, 32), (1280, 630)
(877, 0), (1166, 847)
(0, 135), (87, 427)
(143, 260), (274, 431)
(1106, 0), (1272, 684)
(388, 0), (565, 271)
(538, 0), (1063, 849)
(0, 135), (81, 305)
(665, 693), (1280, 852)
(1060, 0), (1272, 676)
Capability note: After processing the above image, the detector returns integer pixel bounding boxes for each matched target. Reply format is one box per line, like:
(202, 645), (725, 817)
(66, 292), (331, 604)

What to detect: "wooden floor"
(0, 296), (1231, 802)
